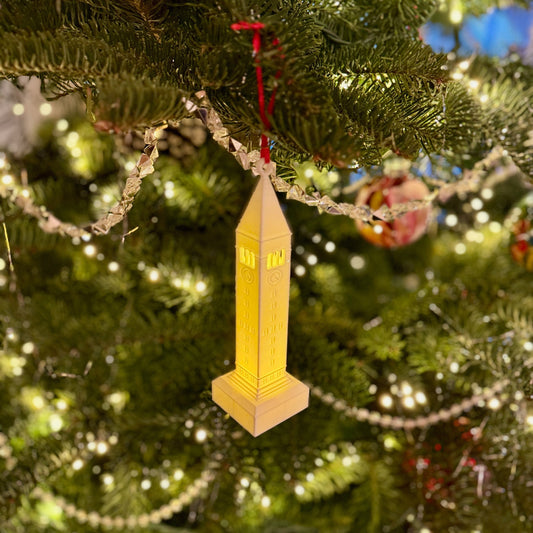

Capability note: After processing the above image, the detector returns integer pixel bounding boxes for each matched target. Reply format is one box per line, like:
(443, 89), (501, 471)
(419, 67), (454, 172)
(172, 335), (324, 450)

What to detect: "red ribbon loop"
(232, 21), (282, 163)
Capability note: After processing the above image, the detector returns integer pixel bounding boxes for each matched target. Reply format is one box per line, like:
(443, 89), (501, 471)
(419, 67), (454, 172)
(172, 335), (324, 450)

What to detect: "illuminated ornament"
(212, 171), (309, 436)
(507, 191), (533, 272)
(355, 175), (430, 248)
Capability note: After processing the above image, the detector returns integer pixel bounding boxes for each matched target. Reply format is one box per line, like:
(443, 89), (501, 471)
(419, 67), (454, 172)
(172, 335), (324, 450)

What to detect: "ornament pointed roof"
(237, 174), (291, 240)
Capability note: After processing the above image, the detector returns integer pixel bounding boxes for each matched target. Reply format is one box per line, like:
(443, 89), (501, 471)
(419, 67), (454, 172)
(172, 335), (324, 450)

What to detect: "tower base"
(212, 371), (309, 437)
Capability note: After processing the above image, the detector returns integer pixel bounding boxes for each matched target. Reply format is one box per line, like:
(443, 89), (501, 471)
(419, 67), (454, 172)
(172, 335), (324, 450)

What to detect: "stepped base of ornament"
(212, 370), (309, 437)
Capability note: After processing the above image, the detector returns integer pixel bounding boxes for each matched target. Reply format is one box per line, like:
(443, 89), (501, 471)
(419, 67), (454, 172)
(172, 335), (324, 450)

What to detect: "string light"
(72, 459), (84, 471)
(294, 484), (305, 496)
(56, 119), (69, 131)
(96, 441), (109, 455)
(12, 103), (24, 116)
(195, 428), (207, 442)
(39, 102), (52, 116)
(173, 469), (184, 481)
(1, 174), (13, 185)
(380, 395), (393, 409)
(141, 479), (152, 490)
(261, 496), (271, 508)
(108, 261), (119, 272)
(83, 244), (96, 257)
(148, 269), (160, 282)
(195, 280), (207, 293)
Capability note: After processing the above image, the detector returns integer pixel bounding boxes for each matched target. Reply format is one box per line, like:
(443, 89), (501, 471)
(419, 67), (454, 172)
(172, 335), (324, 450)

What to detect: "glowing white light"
(84, 244), (97, 257)
(1, 174), (13, 185)
(261, 496), (271, 508)
(87, 441), (96, 451)
(380, 394), (393, 409)
(141, 479), (151, 490)
(311, 234), (322, 243)
(295, 265), (306, 277)
(470, 198), (483, 211)
(240, 478), (250, 488)
(384, 436), (396, 450)
(195, 281), (207, 293)
(71, 147), (82, 158)
(56, 119), (69, 131)
(445, 214), (458, 227)
(72, 459), (84, 471)
(305, 473), (314, 482)
(454, 243), (466, 255)
(56, 399), (68, 411)
(481, 188), (493, 200)
(489, 221), (502, 233)
(373, 225), (383, 234)
(450, 8), (463, 23)
(164, 189), (175, 199)
(452, 71), (463, 81)
(350, 255), (365, 270)
(476, 212), (490, 224)
(148, 269), (160, 282)
(458, 60), (470, 71)
(49, 414), (64, 432)
(401, 382), (413, 396)
(173, 469), (184, 481)
(96, 441), (109, 455)
(342, 456), (352, 467)
(420, 528), (432, 533)
(415, 392), (427, 405)
(21, 188), (30, 198)
(480, 94), (489, 104)
(108, 261), (119, 272)
(195, 429), (207, 442)
(22, 342), (34, 354)
(0, 259), (5, 271)
(468, 80), (480, 90)
(307, 254), (318, 265)
(304, 168), (314, 178)
(66, 132), (79, 148)
(526, 415), (533, 427)
(103, 474), (114, 486)
(325, 241), (335, 252)
(450, 362), (460, 373)
(39, 103), (52, 116)
(125, 161), (136, 172)
(294, 484), (305, 496)
(12, 103), (24, 116)
(402, 396), (416, 409)
(488, 398), (501, 410)
(160, 479), (170, 489)
(32, 396), (45, 410)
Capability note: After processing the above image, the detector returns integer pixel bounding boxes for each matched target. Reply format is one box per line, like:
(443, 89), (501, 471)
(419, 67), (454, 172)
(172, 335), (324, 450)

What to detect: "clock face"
(240, 266), (255, 283)
(267, 269), (282, 285)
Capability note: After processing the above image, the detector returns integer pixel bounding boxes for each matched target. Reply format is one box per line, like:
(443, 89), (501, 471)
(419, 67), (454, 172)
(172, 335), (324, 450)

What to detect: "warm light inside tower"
(212, 173), (309, 436)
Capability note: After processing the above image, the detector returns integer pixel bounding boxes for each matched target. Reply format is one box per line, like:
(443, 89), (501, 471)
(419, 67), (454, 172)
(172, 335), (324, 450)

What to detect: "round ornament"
(355, 175), (430, 248)
(508, 191), (533, 271)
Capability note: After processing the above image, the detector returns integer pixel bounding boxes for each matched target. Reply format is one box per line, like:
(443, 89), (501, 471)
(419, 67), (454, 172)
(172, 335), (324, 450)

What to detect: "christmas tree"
(1, 1), (533, 532)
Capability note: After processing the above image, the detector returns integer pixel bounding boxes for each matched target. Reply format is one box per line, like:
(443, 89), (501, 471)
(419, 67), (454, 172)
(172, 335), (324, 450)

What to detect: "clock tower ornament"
(212, 170), (309, 437)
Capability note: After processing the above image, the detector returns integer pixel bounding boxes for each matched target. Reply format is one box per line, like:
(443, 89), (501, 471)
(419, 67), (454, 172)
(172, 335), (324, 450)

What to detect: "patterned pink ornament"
(355, 176), (430, 248)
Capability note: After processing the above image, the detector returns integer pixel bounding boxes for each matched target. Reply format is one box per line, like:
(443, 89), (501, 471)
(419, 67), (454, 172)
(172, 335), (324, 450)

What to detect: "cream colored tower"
(212, 173), (309, 437)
